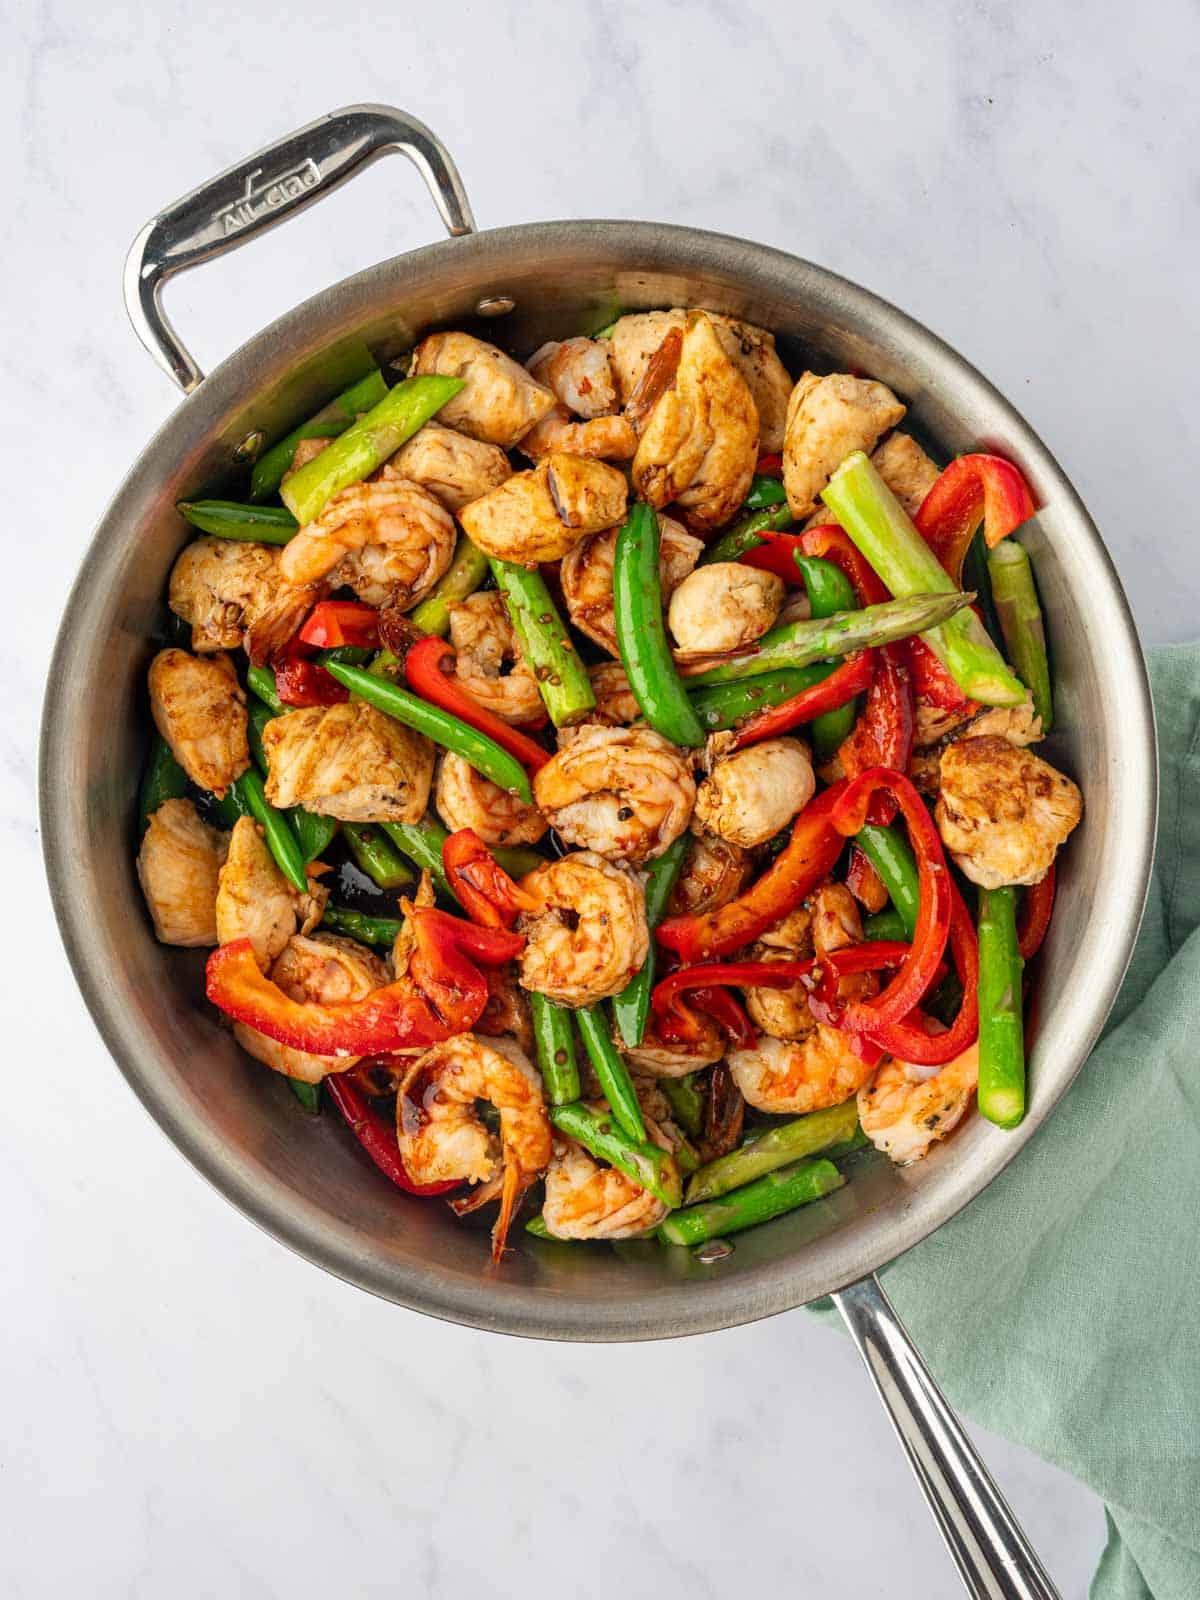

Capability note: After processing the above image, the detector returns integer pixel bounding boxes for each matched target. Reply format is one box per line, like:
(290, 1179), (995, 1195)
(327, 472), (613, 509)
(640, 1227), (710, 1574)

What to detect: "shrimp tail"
(490, 1160), (527, 1264)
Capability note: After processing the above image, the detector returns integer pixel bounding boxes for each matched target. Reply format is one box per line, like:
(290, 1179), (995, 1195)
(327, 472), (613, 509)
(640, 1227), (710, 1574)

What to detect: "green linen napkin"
(813, 643), (1200, 1599)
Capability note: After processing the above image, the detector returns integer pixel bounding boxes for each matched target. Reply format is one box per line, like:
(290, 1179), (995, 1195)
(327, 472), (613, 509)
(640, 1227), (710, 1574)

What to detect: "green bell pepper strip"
(576, 1005), (646, 1142)
(743, 474), (789, 510)
(139, 736), (188, 830)
(658, 1073), (705, 1139)
(657, 1157), (844, 1246)
(286, 1078), (322, 1114)
(231, 768), (308, 892)
(250, 369), (389, 501)
(854, 822), (920, 941)
(488, 559), (595, 726)
(821, 451), (1025, 706)
(323, 661), (533, 803)
(613, 501), (705, 748)
(176, 500), (297, 545)
(699, 504), (792, 566)
(987, 540), (1053, 731)
(976, 886), (1026, 1128)
(793, 553), (861, 762)
(409, 538), (490, 636)
(687, 665), (835, 733)
(318, 906), (403, 947)
(684, 1102), (859, 1204)
(863, 906), (908, 942)
(342, 823), (414, 890)
(611, 834), (690, 1048)
(550, 1103), (682, 1210)
(281, 375), (465, 526)
(530, 994), (580, 1105)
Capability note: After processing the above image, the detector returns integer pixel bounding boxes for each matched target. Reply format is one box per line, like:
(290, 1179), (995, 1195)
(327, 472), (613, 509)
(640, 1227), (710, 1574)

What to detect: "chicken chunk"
(388, 422), (512, 511)
(782, 372), (906, 519)
(935, 736), (1082, 888)
(215, 816), (328, 970)
(168, 538), (316, 661)
(136, 798), (228, 946)
(459, 453), (629, 564)
(410, 331), (556, 448)
(262, 701), (434, 822)
(561, 514), (702, 655)
(148, 648), (249, 798)
(694, 737), (815, 848)
(667, 561), (783, 653)
(869, 432), (940, 519)
(632, 312), (759, 532)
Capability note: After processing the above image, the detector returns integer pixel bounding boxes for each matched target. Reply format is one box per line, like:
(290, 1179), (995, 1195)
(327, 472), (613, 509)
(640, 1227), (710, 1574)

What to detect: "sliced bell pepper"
(442, 828), (539, 930)
(1017, 863), (1056, 961)
(403, 635), (551, 774)
(730, 651), (874, 749)
(298, 600), (382, 650)
(836, 647), (914, 824)
(739, 534), (808, 587)
(755, 452), (783, 477)
(845, 845), (889, 913)
(799, 523), (891, 606)
(855, 881), (979, 1066)
(914, 454), (1036, 586)
(325, 1073), (459, 1196)
(678, 985), (756, 1049)
(904, 635), (976, 713)
(275, 657), (350, 707)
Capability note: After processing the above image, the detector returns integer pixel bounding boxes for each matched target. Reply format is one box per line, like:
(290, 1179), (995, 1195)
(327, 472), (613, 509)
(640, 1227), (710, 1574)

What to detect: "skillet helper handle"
(124, 103), (475, 393)
(833, 1274), (1061, 1600)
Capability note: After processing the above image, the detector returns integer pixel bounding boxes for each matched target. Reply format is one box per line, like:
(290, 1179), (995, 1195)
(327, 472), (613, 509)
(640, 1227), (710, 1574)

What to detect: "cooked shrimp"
(782, 372), (906, 519)
(148, 648), (249, 798)
(168, 538), (316, 660)
(397, 1033), (552, 1259)
(215, 816), (328, 970)
(445, 591), (543, 724)
(936, 735), (1081, 888)
(727, 1029), (874, 1115)
(561, 515), (702, 656)
(519, 338), (636, 460)
(262, 701), (434, 823)
(744, 883), (872, 1047)
(532, 724), (696, 864)
(234, 933), (390, 1084)
(435, 751), (548, 847)
(622, 1013), (725, 1077)
(858, 1043), (980, 1165)
(541, 1104), (679, 1240)
(587, 661), (640, 726)
(136, 798), (228, 946)
(517, 850), (649, 1006)
(632, 311), (759, 532)
(389, 422), (512, 511)
(667, 561), (783, 653)
(665, 828), (752, 918)
(476, 965), (534, 1055)
(410, 331), (557, 448)
(279, 471), (455, 610)
(459, 452), (629, 564)
(518, 409), (638, 462)
(694, 736), (815, 848)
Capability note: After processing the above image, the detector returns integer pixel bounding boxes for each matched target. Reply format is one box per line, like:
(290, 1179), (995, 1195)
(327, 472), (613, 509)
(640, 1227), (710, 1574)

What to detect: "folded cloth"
(811, 644), (1200, 1600)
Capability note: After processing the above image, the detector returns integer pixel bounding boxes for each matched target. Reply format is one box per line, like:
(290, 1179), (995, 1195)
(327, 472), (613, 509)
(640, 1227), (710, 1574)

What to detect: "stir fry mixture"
(137, 309), (1082, 1261)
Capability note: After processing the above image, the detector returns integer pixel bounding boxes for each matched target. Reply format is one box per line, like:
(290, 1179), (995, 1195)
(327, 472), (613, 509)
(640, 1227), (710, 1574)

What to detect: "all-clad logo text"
(215, 161), (320, 235)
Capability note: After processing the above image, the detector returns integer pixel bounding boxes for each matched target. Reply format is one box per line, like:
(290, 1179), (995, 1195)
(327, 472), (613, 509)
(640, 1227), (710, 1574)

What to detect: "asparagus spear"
(318, 906), (403, 947)
(409, 538), (490, 636)
(821, 452), (1025, 706)
(550, 1103), (682, 1210)
(281, 375), (465, 525)
(342, 823), (414, 890)
(611, 833), (689, 1048)
(977, 886), (1026, 1128)
(658, 1158), (844, 1246)
(684, 1101), (860, 1203)
(488, 558), (596, 726)
(530, 994), (580, 1106)
(250, 369), (389, 501)
(681, 591), (971, 687)
(576, 1005), (646, 1142)
(988, 540), (1053, 730)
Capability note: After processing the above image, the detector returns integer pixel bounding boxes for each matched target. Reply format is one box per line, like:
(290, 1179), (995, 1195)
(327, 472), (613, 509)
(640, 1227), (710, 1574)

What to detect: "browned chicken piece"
(910, 693), (1044, 802)
(215, 816), (329, 970)
(560, 515), (702, 655)
(168, 537), (319, 662)
(262, 701), (434, 822)
(632, 312), (759, 533)
(279, 469), (455, 610)
(694, 736), (815, 848)
(459, 453), (629, 564)
(610, 310), (792, 452)
(235, 933), (392, 1083)
(667, 561), (783, 653)
(136, 798), (228, 946)
(935, 736), (1082, 889)
(283, 436), (335, 479)
(665, 827), (752, 918)
(410, 331), (557, 447)
(148, 648), (249, 798)
(869, 432), (940, 518)
(388, 422), (512, 512)
(518, 340), (637, 462)
(782, 372), (906, 519)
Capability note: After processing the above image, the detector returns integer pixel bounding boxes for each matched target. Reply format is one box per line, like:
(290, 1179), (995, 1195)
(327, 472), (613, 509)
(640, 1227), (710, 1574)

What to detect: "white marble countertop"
(9, 2), (1197, 1594)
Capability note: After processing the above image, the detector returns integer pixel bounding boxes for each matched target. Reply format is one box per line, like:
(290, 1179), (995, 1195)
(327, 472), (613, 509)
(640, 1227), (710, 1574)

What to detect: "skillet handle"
(833, 1274), (1061, 1600)
(123, 104), (475, 393)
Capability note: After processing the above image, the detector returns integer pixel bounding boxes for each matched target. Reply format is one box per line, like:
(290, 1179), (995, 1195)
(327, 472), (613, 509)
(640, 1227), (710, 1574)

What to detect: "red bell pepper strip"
(404, 636), (551, 774)
(904, 635), (976, 713)
(325, 1073), (459, 1196)
(856, 882), (979, 1065)
(731, 651), (875, 749)
(756, 452), (783, 476)
(835, 648), (914, 823)
(275, 657), (350, 707)
(914, 454), (1036, 586)
(739, 536), (808, 587)
(298, 600), (381, 650)
(1017, 863), (1056, 961)
(657, 782), (847, 961)
(799, 524), (891, 606)
(442, 828), (539, 929)
(846, 844), (889, 912)
(684, 986), (757, 1049)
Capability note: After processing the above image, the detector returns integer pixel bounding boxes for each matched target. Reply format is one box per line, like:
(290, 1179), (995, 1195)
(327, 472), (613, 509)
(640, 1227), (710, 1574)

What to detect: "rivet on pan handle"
(123, 104), (475, 393)
(834, 1274), (1062, 1600)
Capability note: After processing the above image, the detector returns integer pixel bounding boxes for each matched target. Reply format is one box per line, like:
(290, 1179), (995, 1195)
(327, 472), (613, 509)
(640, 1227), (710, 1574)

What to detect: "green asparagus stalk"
(342, 823), (414, 890)
(530, 994), (580, 1105)
(681, 591), (971, 688)
(281, 375), (465, 525)
(611, 833), (689, 1048)
(318, 906), (403, 947)
(659, 1158), (844, 1246)
(684, 1102), (859, 1204)
(976, 886), (1026, 1128)
(854, 822), (920, 940)
(699, 504), (793, 565)
(488, 558), (596, 726)
(250, 369), (389, 501)
(550, 1103), (682, 1210)
(139, 735), (188, 830)
(409, 538), (490, 636)
(176, 500), (297, 544)
(821, 451), (1025, 705)
(659, 1074), (706, 1139)
(576, 1005), (646, 1142)
(987, 540), (1053, 731)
